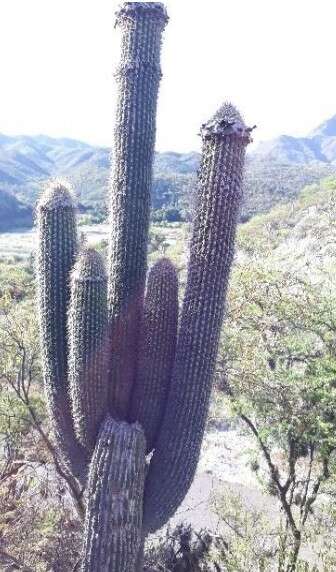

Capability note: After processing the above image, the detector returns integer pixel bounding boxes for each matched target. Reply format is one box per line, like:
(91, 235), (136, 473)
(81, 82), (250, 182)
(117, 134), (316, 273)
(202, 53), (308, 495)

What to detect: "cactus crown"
(201, 101), (253, 141)
(37, 180), (74, 210)
(116, 2), (169, 23)
(72, 248), (107, 282)
(36, 3), (252, 570)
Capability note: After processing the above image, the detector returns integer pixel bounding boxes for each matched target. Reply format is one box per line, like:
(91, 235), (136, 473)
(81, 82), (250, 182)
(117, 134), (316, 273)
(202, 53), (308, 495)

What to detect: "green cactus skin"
(82, 416), (146, 572)
(36, 181), (85, 477)
(143, 104), (252, 534)
(68, 249), (108, 453)
(130, 258), (178, 452)
(108, 2), (168, 419)
(35, 4), (255, 568)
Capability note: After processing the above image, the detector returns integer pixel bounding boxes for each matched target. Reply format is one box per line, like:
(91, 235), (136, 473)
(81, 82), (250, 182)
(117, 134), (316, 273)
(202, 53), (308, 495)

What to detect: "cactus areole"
(36, 2), (252, 571)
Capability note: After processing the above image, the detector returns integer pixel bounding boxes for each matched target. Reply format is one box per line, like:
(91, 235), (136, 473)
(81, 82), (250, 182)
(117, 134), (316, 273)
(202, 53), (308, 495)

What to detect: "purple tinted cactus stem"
(130, 257), (178, 451)
(143, 103), (252, 533)
(107, 3), (168, 418)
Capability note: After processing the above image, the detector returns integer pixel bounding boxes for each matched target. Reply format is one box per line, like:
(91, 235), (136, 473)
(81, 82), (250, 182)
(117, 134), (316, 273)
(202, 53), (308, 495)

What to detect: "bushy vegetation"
(213, 175), (336, 571)
(0, 176), (335, 569)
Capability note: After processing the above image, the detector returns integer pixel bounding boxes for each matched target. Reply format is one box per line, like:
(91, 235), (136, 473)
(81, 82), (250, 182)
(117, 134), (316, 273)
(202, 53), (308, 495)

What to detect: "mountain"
(0, 189), (33, 231)
(252, 115), (336, 163)
(1, 114), (336, 230)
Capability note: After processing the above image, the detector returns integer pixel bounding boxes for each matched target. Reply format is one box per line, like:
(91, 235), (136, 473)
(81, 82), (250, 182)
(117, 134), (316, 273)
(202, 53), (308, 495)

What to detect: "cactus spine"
(36, 3), (252, 571)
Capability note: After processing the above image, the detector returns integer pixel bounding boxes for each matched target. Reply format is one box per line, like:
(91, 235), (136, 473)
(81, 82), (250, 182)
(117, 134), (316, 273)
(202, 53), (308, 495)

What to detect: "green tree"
(217, 263), (336, 571)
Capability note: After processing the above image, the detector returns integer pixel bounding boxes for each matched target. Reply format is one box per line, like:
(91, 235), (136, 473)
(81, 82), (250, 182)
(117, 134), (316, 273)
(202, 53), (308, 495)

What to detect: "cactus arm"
(130, 258), (178, 451)
(36, 182), (85, 478)
(143, 104), (253, 533)
(108, 2), (168, 418)
(68, 249), (108, 453)
(82, 416), (146, 572)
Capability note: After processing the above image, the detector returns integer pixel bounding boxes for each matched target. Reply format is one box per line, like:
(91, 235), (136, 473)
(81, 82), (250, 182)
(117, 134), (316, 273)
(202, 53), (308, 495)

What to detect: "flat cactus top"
(200, 102), (255, 143)
(72, 248), (107, 283)
(37, 181), (74, 211)
(116, 2), (169, 25)
(100, 416), (146, 440)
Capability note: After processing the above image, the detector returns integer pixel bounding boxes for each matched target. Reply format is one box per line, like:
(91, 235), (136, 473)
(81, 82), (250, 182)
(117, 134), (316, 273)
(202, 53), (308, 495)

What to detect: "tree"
(0, 294), (83, 570)
(217, 262), (336, 571)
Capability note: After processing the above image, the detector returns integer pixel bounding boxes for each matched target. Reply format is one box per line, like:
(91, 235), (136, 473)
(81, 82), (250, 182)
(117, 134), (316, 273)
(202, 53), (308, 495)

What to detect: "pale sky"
(0, 0), (335, 152)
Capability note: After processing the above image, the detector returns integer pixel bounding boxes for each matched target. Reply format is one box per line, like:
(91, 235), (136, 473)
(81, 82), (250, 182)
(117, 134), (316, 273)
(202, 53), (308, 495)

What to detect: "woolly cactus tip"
(116, 2), (168, 25)
(72, 248), (107, 282)
(200, 102), (255, 143)
(37, 180), (74, 211)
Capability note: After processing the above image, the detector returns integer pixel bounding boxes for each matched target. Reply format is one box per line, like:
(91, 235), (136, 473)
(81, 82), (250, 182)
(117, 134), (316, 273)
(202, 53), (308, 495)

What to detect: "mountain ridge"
(252, 114), (336, 163)
(1, 114), (336, 230)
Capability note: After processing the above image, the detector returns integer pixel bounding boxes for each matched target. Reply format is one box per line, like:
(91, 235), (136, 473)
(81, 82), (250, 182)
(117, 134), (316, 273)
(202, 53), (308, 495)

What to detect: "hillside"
(252, 114), (336, 163)
(0, 189), (32, 231)
(1, 114), (336, 229)
(238, 175), (336, 269)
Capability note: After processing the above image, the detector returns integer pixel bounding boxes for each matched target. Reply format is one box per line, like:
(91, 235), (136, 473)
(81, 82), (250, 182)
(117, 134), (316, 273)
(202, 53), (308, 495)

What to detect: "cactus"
(68, 248), (108, 453)
(36, 182), (85, 478)
(130, 257), (179, 452)
(143, 102), (252, 533)
(108, 2), (169, 419)
(36, 2), (252, 571)
(82, 417), (146, 572)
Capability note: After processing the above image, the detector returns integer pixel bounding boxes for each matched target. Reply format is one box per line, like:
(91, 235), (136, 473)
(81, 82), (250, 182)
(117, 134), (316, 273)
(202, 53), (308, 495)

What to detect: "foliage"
(213, 490), (336, 572)
(216, 252), (336, 569)
(0, 477), (81, 571)
(238, 175), (336, 256)
(0, 274), (84, 571)
(212, 491), (276, 571)
(152, 207), (184, 223)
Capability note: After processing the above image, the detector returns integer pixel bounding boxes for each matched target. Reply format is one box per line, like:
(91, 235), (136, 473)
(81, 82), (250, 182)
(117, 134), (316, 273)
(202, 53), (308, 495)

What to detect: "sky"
(0, 0), (335, 153)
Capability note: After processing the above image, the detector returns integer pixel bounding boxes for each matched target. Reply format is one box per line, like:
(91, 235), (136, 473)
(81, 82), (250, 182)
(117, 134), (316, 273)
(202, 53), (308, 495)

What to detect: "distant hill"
(1, 114), (336, 229)
(252, 115), (336, 163)
(0, 189), (32, 231)
(238, 175), (336, 270)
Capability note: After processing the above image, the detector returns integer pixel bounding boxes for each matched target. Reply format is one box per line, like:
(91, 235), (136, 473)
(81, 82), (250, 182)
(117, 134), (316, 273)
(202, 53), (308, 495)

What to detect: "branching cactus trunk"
(35, 2), (253, 571)
(82, 417), (146, 571)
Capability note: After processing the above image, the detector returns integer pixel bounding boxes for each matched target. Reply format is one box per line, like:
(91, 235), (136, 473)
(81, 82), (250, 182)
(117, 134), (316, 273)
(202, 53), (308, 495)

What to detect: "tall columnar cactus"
(130, 257), (178, 452)
(36, 3), (253, 571)
(68, 249), (108, 453)
(143, 103), (252, 533)
(36, 182), (85, 477)
(108, 2), (168, 418)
